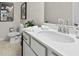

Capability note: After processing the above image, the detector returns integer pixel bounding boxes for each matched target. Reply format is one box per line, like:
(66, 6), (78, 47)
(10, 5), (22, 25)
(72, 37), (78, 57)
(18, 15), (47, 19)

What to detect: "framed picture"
(0, 2), (14, 22)
(21, 2), (27, 19)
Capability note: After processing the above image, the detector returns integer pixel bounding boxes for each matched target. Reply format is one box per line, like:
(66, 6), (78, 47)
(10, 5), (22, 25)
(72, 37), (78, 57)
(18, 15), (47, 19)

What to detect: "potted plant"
(24, 20), (34, 27)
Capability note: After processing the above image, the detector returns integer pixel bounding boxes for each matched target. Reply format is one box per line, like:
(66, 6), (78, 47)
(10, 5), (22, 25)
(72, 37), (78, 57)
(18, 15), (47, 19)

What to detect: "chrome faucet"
(63, 25), (69, 34)
(58, 18), (69, 34)
(58, 24), (69, 34)
(58, 24), (63, 32)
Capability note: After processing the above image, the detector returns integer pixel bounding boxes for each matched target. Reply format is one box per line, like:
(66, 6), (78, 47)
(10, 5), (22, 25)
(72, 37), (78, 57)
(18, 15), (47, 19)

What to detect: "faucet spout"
(58, 25), (69, 34)
(63, 25), (69, 34)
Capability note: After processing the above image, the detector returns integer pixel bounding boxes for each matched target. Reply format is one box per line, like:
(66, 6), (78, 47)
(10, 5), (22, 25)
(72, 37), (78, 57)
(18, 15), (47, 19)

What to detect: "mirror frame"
(21, 2), (27, 20)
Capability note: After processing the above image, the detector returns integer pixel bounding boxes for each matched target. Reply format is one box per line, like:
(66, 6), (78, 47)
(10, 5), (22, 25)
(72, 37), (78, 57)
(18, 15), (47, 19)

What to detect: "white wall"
(73, 2), (79, 24)
(0, 2), (22, 38)
(44, 2), (73, 25)
(27, 2), (44, 26)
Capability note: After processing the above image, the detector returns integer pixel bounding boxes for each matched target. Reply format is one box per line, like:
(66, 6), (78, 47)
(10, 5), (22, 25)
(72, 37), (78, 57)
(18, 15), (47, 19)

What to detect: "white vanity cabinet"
(23, 32), (60, 56)
(31, 37), (47, 56)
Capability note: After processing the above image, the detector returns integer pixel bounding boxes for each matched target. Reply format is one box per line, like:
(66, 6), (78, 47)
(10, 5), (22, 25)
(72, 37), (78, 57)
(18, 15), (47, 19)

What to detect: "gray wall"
(44, 2), (73, 25)
(27, 2), (44, 26)
(0, 2), (22, 38)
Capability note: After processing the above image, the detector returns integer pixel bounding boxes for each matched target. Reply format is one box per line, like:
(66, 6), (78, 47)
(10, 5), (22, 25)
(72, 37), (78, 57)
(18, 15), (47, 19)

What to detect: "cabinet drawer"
(23, 32), (29, 40)
(23, 32), (30, 44)
(31, 38), (46, 56)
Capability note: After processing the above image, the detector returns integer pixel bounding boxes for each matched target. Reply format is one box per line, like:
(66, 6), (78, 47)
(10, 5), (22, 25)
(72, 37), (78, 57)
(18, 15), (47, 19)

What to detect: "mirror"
(21, 2), (27, 19)
(0, 2), (14, 22)
(44, 2), (73, 25)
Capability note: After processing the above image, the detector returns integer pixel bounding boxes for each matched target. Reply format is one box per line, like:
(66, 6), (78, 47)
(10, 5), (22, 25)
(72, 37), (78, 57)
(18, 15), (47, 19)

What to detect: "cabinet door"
(23, 40), (36, 56)
(31, 38), (46, 56)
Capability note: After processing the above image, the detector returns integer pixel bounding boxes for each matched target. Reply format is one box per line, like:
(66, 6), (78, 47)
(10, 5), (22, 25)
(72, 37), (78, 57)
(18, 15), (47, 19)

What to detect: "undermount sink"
(38, 31), (75, 43)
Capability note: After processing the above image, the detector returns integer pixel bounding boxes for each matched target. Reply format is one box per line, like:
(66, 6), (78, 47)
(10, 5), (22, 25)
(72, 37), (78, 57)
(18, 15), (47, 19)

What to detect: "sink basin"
(38, 31), (75, 43)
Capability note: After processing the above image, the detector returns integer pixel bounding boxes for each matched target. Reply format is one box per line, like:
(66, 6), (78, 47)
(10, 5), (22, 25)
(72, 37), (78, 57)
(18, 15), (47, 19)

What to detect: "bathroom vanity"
(23, 31), (60, 56)
(22, 24), (79, 56)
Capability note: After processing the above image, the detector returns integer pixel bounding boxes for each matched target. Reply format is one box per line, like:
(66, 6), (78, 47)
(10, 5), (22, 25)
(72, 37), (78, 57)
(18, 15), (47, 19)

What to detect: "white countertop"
(23, 25), (79, 56)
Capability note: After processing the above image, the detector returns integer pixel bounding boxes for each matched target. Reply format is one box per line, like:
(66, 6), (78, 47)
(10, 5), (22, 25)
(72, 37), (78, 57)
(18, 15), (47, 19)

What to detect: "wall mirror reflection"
(44, 2), (74, 26)
(0, 2), (14, 22)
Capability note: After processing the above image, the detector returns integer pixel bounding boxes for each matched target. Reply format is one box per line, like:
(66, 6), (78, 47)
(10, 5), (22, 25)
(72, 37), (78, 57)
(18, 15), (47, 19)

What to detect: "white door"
(23, 40), (36, 56)
(31, 38), (46, 56)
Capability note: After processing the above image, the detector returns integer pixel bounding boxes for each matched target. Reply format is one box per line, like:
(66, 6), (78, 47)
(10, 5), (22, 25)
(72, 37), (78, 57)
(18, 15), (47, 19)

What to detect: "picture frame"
(21, 2), (27, 19)
(0, 2), (14, 22)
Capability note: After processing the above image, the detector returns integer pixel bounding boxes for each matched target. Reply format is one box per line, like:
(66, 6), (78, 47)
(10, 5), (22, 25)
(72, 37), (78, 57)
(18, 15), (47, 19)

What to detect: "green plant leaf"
(24, 20), (34, 27)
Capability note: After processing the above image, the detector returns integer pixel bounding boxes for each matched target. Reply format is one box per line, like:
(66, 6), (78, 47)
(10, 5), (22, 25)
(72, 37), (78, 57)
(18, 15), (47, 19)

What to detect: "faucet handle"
(58, 18), (64, 25)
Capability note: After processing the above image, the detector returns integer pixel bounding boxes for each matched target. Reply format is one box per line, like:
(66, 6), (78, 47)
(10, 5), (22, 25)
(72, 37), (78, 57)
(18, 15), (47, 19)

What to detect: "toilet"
(8, 32), (21, 43)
